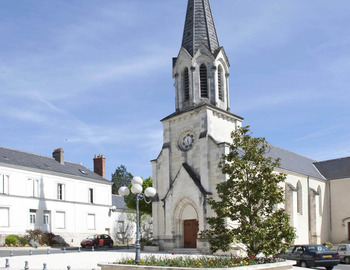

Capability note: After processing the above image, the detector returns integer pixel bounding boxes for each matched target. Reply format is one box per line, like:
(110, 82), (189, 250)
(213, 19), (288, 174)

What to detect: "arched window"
(183, 67), (190, 101)
(218, 65), (224, 101)
(297, 181), (303, 214)
(317, 186), (322, 216)
(200, 64), (208, 98)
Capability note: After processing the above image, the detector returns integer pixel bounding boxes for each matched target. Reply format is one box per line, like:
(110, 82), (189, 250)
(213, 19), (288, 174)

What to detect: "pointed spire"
(181, 0), (220, 56)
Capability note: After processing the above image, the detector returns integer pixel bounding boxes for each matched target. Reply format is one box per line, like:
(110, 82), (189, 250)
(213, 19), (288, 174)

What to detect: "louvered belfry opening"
(184, 67), (190, 101)
(200, 64), (208, 98)
(218, 66), (223, 101)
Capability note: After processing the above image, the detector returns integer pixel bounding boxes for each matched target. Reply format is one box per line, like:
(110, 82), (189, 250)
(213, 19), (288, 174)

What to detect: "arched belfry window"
(218, 65), (224, 101)
(200, 64), (208, 98)
(297, 181), (303, 214)
(183, 67), (190, 101)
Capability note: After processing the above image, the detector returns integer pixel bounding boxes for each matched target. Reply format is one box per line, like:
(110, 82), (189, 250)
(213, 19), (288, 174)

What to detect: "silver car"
(332, 244), (350, 264)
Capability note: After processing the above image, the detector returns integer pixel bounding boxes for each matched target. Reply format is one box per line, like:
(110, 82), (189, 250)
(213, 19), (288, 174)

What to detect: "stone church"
(151, 0), (350, 252)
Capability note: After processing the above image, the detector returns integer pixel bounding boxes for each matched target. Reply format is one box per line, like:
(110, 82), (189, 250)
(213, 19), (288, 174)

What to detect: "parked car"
(275, 245), (340, 270)
(80, 234), (114, 248)
(331, 244), (350, 264)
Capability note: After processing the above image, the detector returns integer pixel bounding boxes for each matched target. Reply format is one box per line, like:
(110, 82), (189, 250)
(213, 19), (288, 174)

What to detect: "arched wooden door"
(184, 219), (199, 248)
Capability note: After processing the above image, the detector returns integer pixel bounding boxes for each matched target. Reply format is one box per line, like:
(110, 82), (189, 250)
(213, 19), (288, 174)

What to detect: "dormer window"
(183, 67), (190, 101)
(200, 64), (208, 98)
(218, 65), (224, 101)
(79, 169), (88, 175)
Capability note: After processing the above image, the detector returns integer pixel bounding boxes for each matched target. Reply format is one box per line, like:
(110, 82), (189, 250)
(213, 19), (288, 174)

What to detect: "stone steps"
(171, 248), (202, 255)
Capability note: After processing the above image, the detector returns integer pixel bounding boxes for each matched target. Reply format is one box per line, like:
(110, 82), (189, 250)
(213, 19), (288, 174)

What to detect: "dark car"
(276, 245), (340, 270)
(80, 234), (114, 248)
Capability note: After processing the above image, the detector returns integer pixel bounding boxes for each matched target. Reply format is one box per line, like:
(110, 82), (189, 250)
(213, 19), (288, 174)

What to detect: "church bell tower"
(152, 0), (243, 252)
(174, 0), (230, 113)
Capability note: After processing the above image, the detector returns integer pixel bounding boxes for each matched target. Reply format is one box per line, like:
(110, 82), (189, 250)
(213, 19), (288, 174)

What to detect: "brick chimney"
(94, 154), (105, 178)
(53, 148), (64, 164)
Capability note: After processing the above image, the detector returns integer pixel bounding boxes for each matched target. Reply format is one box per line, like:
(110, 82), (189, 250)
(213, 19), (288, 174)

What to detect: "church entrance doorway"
(184, 219), (198, 248)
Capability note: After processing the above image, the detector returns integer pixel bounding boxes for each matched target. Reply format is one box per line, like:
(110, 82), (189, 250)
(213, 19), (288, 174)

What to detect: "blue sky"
(0, 0), (349, 181)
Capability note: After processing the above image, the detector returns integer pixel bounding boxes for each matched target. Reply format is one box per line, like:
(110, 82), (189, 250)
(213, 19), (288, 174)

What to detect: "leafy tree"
(125, 177), (153, 216)
(111, 165), (133, 194)
(203, 126), (295, 256)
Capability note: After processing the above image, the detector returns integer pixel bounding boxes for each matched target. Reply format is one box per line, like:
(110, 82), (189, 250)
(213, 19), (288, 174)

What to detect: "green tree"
(125, 177), (153, 216)
(111, 165), (133, 194)
(203, 126), (295, 256)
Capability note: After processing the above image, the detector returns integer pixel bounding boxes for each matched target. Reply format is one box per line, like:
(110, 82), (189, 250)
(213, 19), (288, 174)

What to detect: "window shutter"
(200, 64), (208, 98)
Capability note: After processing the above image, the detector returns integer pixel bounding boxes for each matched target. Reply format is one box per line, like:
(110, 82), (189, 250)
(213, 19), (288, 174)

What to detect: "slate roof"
(112, 195), (129, 211)
(183, 163), (212, 195)
(0, 146), (109, 183)
(314, 157), (350, 180)
(265, 145), (325, 180)
(182, 0), (220, 56)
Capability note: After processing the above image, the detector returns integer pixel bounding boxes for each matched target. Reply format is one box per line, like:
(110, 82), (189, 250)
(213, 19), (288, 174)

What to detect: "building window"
(297, 181), (303, 214)
(0, 174), (9, 194)
(218, 65), (224, 101)
(57, 183), (65, 200)
(28, 178), (39, 197)
(43, 211), (50, 225)
(117, 220), (125, 234)
(87, 214), (95, 230)
(200, 64), (208, 98)
(56, 211), (65, 229)
(0, 207), (9, 227)
(89, 188), (94, 204)
(183, 67), (190, 101)
(29, 209), (37, 224)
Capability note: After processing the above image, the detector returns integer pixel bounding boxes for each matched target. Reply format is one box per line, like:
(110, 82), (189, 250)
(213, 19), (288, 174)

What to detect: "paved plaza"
(0, 248), (141, 270)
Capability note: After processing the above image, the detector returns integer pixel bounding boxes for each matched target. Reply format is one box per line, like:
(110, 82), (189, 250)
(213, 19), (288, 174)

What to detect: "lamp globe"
(131, 183), (143, 194)
(118, 186), (130, 197)
(131, 176), (143, 186)
(144, 187), (156, 198)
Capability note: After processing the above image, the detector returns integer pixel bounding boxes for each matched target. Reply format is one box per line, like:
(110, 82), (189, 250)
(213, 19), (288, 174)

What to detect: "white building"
(151, 0), (350, 252)
(0, 147), (112, 245)
(108, 194), (136, 246)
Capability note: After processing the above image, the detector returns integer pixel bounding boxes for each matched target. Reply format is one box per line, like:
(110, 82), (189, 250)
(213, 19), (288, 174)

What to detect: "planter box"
(143, 246), (159, 252)
(98, 260), (295, 270)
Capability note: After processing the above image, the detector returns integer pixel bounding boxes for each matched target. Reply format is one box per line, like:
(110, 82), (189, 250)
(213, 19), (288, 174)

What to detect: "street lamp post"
(118, 177), (156, 264)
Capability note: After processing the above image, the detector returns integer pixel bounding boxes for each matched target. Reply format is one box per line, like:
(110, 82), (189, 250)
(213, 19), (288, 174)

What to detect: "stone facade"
(151, 0), (347, 252)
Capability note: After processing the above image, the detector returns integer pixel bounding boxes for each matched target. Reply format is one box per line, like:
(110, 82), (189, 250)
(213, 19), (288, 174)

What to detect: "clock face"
(180, 132), (194, 150)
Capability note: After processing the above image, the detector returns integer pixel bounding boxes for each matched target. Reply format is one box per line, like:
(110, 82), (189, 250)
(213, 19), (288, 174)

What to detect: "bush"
(323, 242), (333, 249)
(41, 233), (56, 246)
(26, 229), (42, 242)
(17, 236), (28, 246)
(5, 235), (18, 245)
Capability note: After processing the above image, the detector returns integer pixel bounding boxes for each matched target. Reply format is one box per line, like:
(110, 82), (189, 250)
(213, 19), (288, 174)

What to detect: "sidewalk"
(0, 249), (137, 270)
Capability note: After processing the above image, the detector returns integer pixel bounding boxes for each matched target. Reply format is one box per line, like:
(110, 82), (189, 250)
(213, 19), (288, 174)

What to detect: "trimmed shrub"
(18, 236), (28, 246)
(41, 233), (56, 246)
(5, 235), (18, 245)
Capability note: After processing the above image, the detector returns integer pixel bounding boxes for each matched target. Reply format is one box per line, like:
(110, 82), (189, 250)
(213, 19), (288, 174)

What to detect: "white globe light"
(144, 187), (157, 198)
(118, 186), (130, 197)
(131, 183), (143, 194)
(131, 176), (143, 186)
